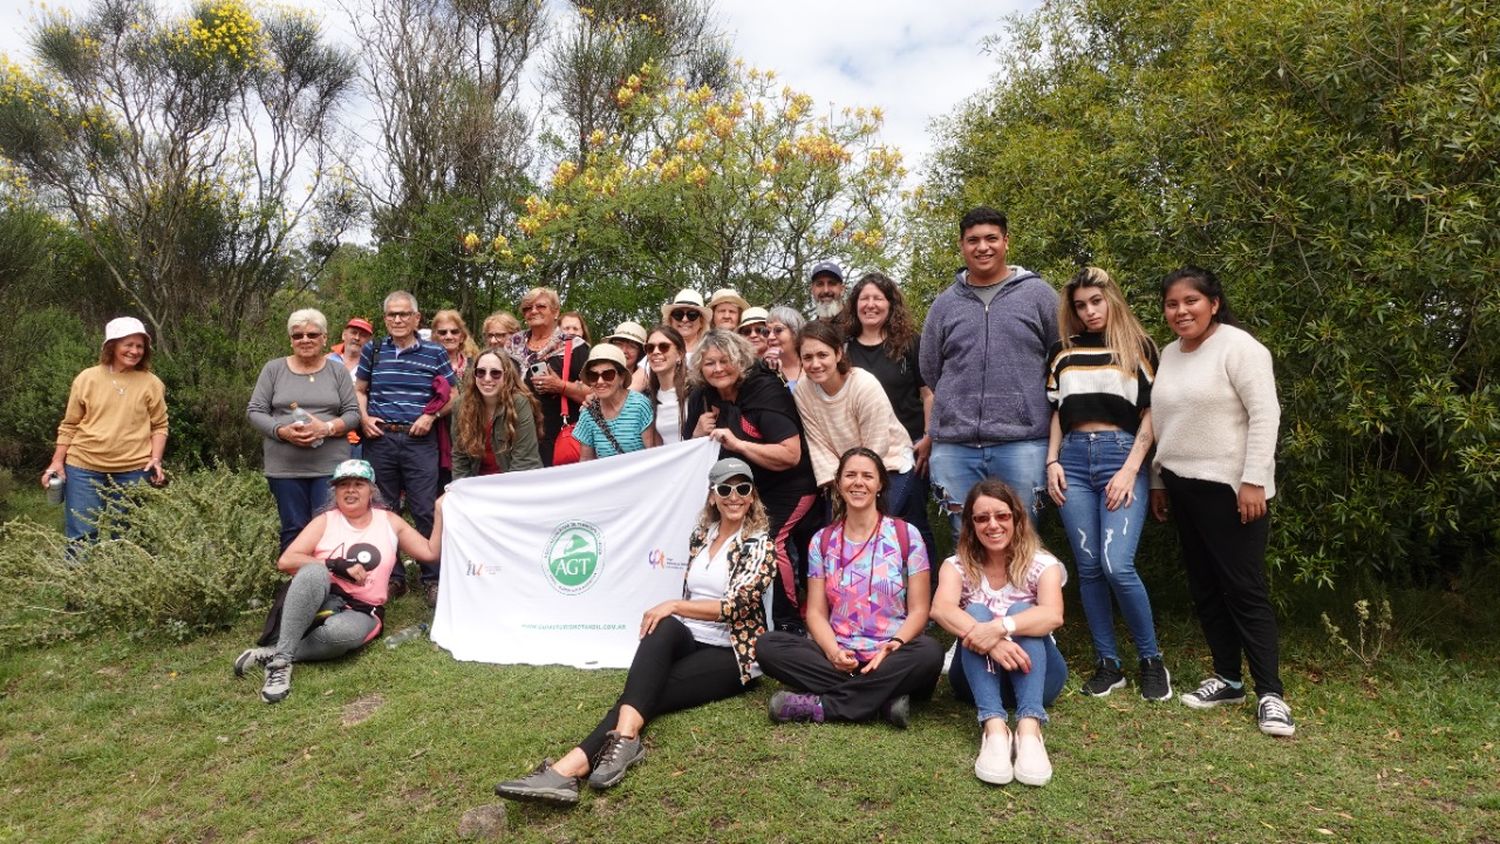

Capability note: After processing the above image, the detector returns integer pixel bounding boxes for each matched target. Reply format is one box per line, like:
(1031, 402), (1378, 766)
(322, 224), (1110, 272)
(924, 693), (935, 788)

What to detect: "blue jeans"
(1056, 431), (1160, 662)
(364, 430), (439, 586)
(929, 439), (1048, 534)
(62, 465), (150, 543)
(959, 601), (1067, 724)
(266, 476), (333, 553)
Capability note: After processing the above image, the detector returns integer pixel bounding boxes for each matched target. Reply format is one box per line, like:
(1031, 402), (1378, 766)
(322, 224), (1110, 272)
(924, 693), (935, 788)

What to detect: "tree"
(912, 0), (1500, 587)
(0, 0), (356, 354)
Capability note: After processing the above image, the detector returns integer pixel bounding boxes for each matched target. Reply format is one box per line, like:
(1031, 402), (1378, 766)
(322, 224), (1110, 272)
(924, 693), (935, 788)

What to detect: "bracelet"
(1046, 459), (1060, 466)
(888, 636), (906, 646)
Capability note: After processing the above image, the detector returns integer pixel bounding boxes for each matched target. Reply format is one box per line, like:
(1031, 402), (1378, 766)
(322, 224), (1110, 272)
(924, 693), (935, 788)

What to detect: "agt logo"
(647, 549), (687, 571)
(465, 560), (503, 576)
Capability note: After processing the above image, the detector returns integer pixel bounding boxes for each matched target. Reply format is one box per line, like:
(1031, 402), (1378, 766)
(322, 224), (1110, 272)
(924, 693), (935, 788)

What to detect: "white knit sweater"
(1150, 323), (1280, 497)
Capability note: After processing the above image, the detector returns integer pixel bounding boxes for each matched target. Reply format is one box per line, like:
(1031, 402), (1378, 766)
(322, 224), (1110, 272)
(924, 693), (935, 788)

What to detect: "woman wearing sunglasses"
(451, 347), (543, 479)
(661, 289), (711, 363)
(493, 458), (776, 806)
(757, 447), (942, 728)
(506, 287), (589, 467)
(430, 309), (480, 489)
(644, 325), (688, 445)
(931, 479), (1067, 787)
(573, 345), (660, 460)
(737, 307), (772, 359)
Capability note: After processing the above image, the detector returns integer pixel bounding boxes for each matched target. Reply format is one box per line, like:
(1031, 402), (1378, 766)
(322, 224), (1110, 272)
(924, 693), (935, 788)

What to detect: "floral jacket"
(685, 522), (776, 685)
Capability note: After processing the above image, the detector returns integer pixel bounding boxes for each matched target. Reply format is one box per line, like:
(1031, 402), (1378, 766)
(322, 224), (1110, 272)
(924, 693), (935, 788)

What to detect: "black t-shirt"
(845, 337), (926, 442)
(682, 365), (816, 513)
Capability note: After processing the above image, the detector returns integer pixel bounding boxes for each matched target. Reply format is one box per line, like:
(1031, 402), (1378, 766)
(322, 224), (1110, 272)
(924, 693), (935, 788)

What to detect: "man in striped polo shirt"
(356, 290), (457, 606)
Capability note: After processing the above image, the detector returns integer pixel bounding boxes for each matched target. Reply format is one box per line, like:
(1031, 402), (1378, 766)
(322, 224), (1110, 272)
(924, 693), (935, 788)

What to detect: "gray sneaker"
(587, 730), (645, 789)
(234, 646), (275, 678)
(260, 655), (293, 703)
(880, 695), (911, 729)
(494, 758), (580, 806)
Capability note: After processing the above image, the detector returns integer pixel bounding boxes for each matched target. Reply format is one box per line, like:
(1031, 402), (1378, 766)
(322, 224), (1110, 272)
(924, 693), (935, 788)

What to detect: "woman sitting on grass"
(492, 458), (776, 807)
(755, 447), (942, 728)
(234, 459), (443, 704)
(931, 479), (1067, 787)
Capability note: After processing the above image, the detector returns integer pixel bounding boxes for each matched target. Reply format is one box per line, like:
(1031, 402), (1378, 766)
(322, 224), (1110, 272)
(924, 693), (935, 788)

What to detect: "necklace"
(107, 365), (126, 396)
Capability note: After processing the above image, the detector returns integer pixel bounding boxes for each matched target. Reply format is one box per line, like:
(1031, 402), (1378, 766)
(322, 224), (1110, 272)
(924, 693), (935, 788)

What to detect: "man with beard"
(808, 260), (846, 321)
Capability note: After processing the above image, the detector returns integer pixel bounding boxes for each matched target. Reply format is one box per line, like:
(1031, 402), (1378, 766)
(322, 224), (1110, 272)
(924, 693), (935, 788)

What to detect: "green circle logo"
(543, 520), (604, 595)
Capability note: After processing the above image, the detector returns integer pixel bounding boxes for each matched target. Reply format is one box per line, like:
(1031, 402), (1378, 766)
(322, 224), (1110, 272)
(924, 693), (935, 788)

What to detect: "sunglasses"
(485, 332), (508, 341)
(670, 309), (702, 322)
(290, 332), (324, 341)
(738, 325), (770, 337)
(583, 367), (620, 384)
(384, 310), (415, 319)
(645, 341), (676, 355)
(435, 328), (462, 337)
(971, 510), (1015, 526)
(713, 482), (753, 498)
(474, 367), (507, 380)
(521, 303), (548, 313)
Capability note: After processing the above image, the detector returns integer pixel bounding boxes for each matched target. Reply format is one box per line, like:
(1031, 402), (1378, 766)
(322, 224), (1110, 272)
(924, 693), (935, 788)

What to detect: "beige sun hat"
(661, 289), (710, 324)
(738, 306), (769, 328)
(585, 342), (630, 374)
(605, 320), (648, 346)
(708, 288), (750, 312)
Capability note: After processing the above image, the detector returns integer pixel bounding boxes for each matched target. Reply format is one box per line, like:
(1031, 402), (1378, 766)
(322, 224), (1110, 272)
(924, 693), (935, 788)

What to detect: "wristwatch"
(1001, 616), (1017, 638)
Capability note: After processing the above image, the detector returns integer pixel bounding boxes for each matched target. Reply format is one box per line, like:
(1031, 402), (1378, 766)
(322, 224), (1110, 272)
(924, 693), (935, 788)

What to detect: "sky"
(0, 0), (1037, 183)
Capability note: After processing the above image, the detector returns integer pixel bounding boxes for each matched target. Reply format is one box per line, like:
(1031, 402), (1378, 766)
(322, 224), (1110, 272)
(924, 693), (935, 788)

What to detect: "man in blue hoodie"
(919, 207), (1059, 531)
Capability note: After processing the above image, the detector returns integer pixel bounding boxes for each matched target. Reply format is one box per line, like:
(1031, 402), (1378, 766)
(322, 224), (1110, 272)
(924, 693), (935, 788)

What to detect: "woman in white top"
(493, 458), (775, 807)
(792, 320), (915, 515)
(1148, 265), (1292, 738)
(931, 479), (1067, 787)
(643, 325), (688, 445)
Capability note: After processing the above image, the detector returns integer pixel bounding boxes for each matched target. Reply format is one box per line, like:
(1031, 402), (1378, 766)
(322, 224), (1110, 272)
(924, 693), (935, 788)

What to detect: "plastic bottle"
(290, 403), (324, 448)
(46, 472), (64, 505)
(385, 622), (429, 649)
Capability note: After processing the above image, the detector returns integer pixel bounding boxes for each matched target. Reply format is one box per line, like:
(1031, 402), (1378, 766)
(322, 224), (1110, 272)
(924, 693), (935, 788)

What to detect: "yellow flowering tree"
(0, 0), (356, 353)
(491, 63), (904, 323)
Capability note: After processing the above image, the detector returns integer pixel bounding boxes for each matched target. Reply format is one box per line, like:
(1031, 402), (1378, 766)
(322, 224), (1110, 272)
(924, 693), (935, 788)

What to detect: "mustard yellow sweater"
(56, 365), (169, 473)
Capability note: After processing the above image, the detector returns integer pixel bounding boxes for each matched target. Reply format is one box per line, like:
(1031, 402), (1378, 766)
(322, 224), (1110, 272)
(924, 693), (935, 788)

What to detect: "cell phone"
(529, 362), (550, 379)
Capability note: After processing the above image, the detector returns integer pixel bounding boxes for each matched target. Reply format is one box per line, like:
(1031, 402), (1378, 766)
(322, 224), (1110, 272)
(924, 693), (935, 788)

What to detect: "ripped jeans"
(1056, 430), (1160, 662)
(929, 439), (1048, 535)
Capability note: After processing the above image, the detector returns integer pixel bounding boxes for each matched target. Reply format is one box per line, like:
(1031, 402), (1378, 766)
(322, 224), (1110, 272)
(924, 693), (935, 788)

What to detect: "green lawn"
(2, 585), (1496, 843)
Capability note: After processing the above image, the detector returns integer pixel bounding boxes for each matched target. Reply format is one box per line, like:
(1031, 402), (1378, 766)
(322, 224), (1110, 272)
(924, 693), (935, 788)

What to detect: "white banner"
(431, 438), (720, 668)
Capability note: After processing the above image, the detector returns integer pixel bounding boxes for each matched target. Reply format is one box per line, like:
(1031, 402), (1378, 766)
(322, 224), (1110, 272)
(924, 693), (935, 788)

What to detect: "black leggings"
(577, 616), (749, 761)
(1162, 470), (1283, 696)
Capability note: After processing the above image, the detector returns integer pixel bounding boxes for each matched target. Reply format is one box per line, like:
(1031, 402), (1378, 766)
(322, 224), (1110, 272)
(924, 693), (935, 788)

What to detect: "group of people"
(45, 203), (1293, 802)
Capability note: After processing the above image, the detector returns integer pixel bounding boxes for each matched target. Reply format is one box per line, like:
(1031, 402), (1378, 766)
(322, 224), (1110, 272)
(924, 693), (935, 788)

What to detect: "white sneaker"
(1013, 731), (1053, 786)
(941, 641), (957, 675)
(973, 730), (1013, 784)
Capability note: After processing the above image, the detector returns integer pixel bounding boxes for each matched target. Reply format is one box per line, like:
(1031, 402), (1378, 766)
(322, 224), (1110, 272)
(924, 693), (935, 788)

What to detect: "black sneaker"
(1257, 693), (1296, 737)
(587, 730), (644, 789)
(1139, 656), (1172, 701)
(880, 695), (911, 729)
(494, 758), (580, 806)
(1179, 675), (1247, 709)
(1080, 658), (1127, 697)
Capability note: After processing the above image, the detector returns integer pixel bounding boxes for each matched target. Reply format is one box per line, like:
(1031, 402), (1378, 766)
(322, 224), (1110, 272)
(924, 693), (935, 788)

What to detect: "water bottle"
(46, 472), (64, 505)
(385, 622), (429, 649)
(291, 403), (324, 448)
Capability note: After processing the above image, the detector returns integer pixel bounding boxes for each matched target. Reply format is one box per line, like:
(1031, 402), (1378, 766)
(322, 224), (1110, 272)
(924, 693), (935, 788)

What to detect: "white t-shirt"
(680, 526), (738, 648)
(654, 386), (682, 445)
(944, 551), (1067, 619)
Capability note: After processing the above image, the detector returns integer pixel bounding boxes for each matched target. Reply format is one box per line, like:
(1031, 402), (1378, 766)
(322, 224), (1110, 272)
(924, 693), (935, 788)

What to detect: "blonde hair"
(695, 476), (769, 538)
(1058, 266), (1156, 377)
(955, 480), (1046, 591)
(483, 311), (521, 337)
(431, 309), (480, 359)
(520, 287), (560, 313)
(455, 348), (542, 459)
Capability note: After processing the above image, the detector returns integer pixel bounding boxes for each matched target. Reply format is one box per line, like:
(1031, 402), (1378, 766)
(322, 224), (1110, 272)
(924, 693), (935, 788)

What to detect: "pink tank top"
(316, 509), (400, 607)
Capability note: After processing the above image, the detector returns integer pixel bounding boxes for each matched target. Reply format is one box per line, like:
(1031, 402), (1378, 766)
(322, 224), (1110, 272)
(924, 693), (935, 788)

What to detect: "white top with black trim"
(1045, 332), (1157, 433)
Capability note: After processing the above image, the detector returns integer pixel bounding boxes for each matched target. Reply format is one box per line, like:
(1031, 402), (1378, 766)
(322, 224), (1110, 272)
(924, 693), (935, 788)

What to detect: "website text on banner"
(432, 438), (721, 668)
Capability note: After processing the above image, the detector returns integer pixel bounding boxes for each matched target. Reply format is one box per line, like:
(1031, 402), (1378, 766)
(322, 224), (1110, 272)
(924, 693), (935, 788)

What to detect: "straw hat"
(661, 289), (710, 324)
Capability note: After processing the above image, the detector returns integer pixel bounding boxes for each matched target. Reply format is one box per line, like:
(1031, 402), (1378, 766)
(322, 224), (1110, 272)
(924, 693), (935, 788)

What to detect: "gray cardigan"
(919, 267), (1059, 444)
(450, 392), (544, 479)
(246, 357), (362, 477)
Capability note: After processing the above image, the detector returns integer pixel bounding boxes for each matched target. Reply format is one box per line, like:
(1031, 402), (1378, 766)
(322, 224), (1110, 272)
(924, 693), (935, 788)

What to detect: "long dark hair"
(835, 272), (916, 361)
(1161, 265), (1240, 327)
(830, 446), (889, 522)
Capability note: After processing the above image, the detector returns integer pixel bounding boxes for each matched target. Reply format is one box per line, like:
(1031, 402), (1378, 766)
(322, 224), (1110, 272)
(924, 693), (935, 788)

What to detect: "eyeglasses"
(435, 328), (462, 337)
(670, 309), (702, 322)
(485, 332), (509, 342)
(713, 482), (753, 498)
(583, 368), (620, 384)
(645, 341), (676, 355)
(384, 310), (415, 320)
(474, 367), (507, 381)
(738, 325), (769, 337)
(290, 332), (324, 341)
(971, 510), (1015, 526)
(521, 303), (548, 313)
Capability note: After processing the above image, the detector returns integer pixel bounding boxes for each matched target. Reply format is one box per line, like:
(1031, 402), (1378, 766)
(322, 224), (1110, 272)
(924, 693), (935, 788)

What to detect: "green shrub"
(0, 466), (279, 648)
(0, 307), (94, 469)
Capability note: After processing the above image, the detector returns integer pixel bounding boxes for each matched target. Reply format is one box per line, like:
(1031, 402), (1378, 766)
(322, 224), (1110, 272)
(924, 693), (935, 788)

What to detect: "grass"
(2, 587), (1496, 843)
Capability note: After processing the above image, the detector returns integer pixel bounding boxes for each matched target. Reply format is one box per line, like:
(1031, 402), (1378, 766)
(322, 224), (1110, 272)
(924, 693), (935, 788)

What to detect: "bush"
(0, 466), (279, 648)
(0, 307), (94, 469)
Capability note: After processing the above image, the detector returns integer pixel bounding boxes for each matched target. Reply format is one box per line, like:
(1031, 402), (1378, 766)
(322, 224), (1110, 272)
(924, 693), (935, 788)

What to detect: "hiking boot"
(587, 731), (645, 789)
(1257, 693), (1296, 737)
(1013, 731), (1052, 786)
(768, 691), (825, 723)
(973, 729), (1013, 785)
(1080, 658), (1127, 697)
(233, 646), (275, 678)
(260, 655), (293, 703)
(1180, 675), (1247, 709)
(1139, 656), (1173, 701)
(388, 578), (408, 600)
(880, 695), (911, 729)
(494, 758), (580, 806)
(423, 581), (441, 609)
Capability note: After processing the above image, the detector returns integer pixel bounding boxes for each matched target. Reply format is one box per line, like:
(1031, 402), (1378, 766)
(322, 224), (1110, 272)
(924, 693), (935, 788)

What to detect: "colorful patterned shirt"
(809, 516), (928, 661)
